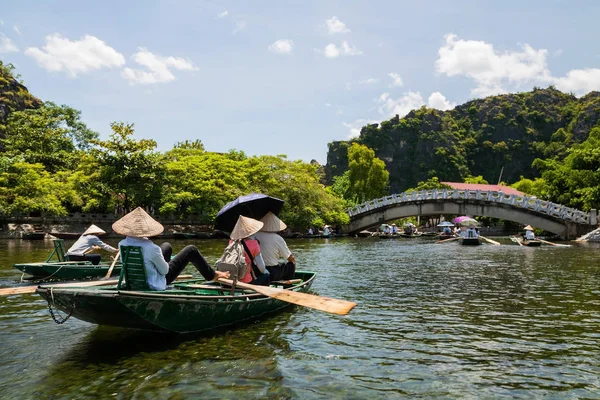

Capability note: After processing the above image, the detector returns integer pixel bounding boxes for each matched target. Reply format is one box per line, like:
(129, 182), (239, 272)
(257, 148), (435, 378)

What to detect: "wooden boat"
(13, 238), (121, 280)
(438, 233), (456, 240)
(14, 261), (121, 280)
(511, 236), (542, 247)
(49, 232), (82, 240)
(399, 232), (422, 238)
(458, 236), (481, 246)
(36, 270), (317, 333)
(22, 232), (46, 240)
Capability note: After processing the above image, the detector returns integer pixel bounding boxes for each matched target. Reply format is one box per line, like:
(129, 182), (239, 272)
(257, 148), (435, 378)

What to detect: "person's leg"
(281, 261), (296, 280)
(250, 273), (270, 286)
(266, 265), (283, 281)
(160, 242), (172, 262)
(165, 245), (214, 284)
(85, 254), (102, 265)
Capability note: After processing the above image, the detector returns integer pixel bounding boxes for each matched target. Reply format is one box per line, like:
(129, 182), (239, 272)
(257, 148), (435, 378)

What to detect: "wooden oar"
(511, 236), (524, 246)
(104, 250), (120, 279)
(537, 238), (571, 247)
(435, 237), (459, 244)
(0, 279), (120, 296)
(480, 235), (501, 245)
(217, 278), (356, 315)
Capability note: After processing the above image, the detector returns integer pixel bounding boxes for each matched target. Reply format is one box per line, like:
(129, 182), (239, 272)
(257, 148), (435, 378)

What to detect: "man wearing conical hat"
(253, 212), (295, 282)
(524, 225), (536, 241)
(66, 224), (118, 265)
(113, 207), (229, 290)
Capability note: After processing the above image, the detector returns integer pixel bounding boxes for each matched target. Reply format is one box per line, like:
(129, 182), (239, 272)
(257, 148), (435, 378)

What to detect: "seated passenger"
(230, 215), (270, 285)
(254, 212), (296, 282)
(524, 225), (535, 240)
(112, 207), (229, 290)
(66, 224), (117, 265)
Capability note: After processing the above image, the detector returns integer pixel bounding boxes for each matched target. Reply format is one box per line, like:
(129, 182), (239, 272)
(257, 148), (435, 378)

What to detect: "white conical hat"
(524, 225), (534, 231)
(112, 207), (164, 238)
(82, 224), (106, 236)
(259, 212), (287, 232)
(230, 216), (264, 240)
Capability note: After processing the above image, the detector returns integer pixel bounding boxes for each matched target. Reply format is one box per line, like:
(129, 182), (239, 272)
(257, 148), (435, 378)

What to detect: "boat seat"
(117, 246), (150, 291)
(46, 239), (70, 262)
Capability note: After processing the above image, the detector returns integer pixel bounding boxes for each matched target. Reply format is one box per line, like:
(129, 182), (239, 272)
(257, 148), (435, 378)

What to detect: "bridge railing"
(347, 190), (591, 224)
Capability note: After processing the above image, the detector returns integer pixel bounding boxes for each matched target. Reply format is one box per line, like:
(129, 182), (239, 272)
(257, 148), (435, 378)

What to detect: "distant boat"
(458, 237), (481, 246)
(22, 232), (46, 240)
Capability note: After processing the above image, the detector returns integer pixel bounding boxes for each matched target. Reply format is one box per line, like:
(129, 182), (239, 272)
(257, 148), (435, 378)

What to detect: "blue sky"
(2, 0), (600, 163)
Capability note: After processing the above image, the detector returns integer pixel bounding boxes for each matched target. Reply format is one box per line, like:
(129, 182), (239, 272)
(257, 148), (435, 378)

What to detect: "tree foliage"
(346, 143), (389, 203)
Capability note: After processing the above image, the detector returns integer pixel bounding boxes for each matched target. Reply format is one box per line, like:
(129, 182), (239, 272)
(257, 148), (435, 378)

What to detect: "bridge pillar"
(591, 209), (597, 225)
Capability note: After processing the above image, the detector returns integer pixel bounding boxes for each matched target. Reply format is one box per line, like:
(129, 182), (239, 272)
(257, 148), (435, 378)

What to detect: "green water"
(0, 237), (599, 399)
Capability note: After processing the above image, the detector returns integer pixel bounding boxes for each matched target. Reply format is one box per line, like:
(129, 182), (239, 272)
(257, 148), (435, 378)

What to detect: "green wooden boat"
(14, 239), (121, 280)
(35, 245), (317, 333)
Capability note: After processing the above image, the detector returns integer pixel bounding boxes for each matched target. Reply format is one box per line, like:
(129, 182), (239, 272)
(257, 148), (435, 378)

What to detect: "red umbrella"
(453, 216), (471, 224)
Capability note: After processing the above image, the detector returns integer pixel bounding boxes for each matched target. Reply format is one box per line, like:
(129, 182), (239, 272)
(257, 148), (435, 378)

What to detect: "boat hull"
(458, 237), (482, 246)
(14, 262), (122, 279)
(523, 240), (542, 247)
(36, 271), (316, 333)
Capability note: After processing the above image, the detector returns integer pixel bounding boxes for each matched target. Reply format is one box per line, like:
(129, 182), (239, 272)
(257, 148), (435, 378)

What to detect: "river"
(0, 237), (599, 399)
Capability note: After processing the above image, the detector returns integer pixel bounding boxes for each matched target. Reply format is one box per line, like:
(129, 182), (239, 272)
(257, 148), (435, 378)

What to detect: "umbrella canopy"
(458, 218), (479, 227)
(437, 221), (455, 227)
(453, 216), (471, 224)
(214, 193), (284, 232)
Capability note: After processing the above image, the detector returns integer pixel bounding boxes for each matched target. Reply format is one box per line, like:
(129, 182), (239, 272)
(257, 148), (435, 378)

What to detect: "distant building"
(441, 182), (525, 196)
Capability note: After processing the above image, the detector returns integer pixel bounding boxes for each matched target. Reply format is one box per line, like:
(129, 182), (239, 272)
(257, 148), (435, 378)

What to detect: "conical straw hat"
(524, 225), (534, 231)
(83, 224), (106, 236)
(112, 207), (164, 238)
(259, 212), (287, 232)
(230, 216), (264, 240)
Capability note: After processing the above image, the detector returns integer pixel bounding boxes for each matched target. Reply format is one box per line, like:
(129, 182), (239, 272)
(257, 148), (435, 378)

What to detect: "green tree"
(2, 102), (98, 172)
(91, 122), (165, 211)
(0, 161), (67, 215)
(346, 143), (389, 203)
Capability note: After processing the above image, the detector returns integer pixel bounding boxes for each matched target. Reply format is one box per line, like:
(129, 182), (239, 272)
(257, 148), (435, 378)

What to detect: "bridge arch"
(345, 190), (597, 239)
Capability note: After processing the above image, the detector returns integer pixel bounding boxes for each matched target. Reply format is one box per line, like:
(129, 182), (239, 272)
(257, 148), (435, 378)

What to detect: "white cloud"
(0, 35), (18, 53)
(268, 39), (294, 55)
(218, 10), (228, 18)
(122, 48), (197, 84)
(435, 33), (552, 97)
(428, 92), (456, 110)
(326, 16), (350, 34)
(25, 34), (125, 76)
(323, 41), (362, 58)
(233, 20), (246, 35)
(552, 68), (600, 95)
(436, 33), (600, 97)
(360, 78), (379, 84)
(0, 20), (4, 26)
(13, 25), (22, 36)
(388, 72), (403, 87)
(377, 91), (425, 117)
(343, 119), (378, 138)
(325, 102), (332, 107)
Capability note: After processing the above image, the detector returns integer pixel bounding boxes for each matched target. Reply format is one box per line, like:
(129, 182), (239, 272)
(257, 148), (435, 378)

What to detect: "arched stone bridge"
(345, 189), (598, 239)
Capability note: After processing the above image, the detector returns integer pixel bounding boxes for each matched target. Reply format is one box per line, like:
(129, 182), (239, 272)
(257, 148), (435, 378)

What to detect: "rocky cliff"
(0, 62), (42, 145)
(326, 87), (600, 192)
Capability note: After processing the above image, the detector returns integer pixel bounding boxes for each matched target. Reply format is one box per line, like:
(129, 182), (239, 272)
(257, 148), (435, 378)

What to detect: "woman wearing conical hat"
(66, 224), (117, 265)
(113, 207), (229, 290)
(253, 212), (296, 282)
(229, 215), (270, 285)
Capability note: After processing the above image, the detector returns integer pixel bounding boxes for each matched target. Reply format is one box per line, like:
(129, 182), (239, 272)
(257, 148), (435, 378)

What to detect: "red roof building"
(441, 182), (526, 196)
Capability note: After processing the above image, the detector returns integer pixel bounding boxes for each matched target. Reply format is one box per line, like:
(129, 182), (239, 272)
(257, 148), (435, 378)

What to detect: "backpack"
(214, 240), (247, 282)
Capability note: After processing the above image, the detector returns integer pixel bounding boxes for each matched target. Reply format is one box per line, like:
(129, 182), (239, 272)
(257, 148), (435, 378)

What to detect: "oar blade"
(266, 288), (357, 315)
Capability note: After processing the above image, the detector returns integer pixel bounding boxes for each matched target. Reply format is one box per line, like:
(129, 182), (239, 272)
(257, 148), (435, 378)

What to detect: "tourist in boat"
(323, 225), (331, 236)
(230, 215), (270, 285)
(524, 225), (536, 241)
(442, 226), (452, 235)
(66, 224), (118, 265)
(466, 227), (479, 238)
(112, 207), (229, 290)
(254, 212), (296, 282)
(391, 223), (398, 234)
(308, 227), (313, 235)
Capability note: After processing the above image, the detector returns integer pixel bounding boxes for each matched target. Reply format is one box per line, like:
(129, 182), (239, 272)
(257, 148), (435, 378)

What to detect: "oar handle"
(104, 250), (120, 279)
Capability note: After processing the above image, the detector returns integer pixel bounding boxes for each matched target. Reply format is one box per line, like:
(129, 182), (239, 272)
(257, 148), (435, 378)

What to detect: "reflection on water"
(1, 237), (599, 399)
